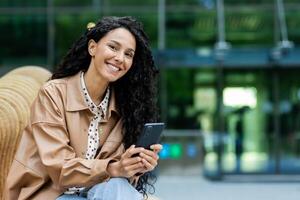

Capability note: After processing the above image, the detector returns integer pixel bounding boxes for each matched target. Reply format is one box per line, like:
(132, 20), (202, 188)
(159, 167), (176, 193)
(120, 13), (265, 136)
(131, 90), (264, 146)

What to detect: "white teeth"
(108, 64), (119, 72)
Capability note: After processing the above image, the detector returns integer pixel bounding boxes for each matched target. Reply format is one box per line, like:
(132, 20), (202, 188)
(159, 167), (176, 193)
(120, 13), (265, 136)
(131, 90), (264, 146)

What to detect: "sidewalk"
(154, 175), (300, 200)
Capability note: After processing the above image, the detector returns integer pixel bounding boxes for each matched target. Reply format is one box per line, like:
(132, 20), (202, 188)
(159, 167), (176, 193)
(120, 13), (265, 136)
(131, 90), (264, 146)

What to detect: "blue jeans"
(56, 178), (143, 200)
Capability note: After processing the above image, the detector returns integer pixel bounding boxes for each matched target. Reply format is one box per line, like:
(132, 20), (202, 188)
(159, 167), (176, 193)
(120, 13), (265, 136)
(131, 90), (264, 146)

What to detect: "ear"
(88, 39), (97, 56)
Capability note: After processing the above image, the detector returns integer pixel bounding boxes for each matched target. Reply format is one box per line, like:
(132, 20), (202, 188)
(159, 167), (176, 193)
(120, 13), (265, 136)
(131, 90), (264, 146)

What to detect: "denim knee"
(87, 178), (143, 200)
(56, 194), (86, 200)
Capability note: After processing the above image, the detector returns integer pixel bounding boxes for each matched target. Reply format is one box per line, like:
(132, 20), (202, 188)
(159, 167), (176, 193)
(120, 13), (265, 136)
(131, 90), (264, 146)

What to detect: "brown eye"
(108, 44), (117, 51)
(125, 52), (134, 59)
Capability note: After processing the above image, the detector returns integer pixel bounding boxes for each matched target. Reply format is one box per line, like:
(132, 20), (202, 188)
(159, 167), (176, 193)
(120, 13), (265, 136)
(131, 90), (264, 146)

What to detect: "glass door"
(221, 69), (275, 174)
(278, 69), (300, 173)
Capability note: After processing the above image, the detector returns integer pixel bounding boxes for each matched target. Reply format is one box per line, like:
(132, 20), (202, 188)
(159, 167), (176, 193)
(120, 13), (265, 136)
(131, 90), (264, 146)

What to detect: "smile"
(107, 63), (120, 72)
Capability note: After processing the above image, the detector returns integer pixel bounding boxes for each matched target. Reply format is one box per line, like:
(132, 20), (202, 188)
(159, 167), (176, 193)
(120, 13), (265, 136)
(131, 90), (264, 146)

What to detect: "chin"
(102, 69), (125, 82)
(105, 74), (122, 83)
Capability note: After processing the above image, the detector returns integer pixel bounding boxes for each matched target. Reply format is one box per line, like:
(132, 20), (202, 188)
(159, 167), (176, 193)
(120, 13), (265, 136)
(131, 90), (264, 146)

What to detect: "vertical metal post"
(274, 0), (293, 49)
(216, 0), (225, 44)
(158, 0), (167, 122)
(158, 0), (166, 50)
(47, 0), (55, 69)
(273, 0), (293, 174)
(215, 0), (230, 50)
(215, 59), (224, 179)
(272, 68), (281, 174)
(214, 0), (229, 179)
(276, 0), (288, 42)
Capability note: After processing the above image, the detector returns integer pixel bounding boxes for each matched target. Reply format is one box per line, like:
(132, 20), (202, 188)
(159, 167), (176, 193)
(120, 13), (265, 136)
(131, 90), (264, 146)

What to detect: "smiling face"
(88, 27), (136, 83)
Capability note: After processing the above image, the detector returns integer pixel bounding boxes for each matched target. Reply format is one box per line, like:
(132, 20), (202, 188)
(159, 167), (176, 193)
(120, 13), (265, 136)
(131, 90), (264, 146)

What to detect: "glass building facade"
(1, 0), (300, 179)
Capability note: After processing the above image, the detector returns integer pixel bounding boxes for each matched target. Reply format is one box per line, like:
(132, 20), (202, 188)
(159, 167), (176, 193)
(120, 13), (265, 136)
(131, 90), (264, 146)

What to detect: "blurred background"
(1, 0), (300, 199)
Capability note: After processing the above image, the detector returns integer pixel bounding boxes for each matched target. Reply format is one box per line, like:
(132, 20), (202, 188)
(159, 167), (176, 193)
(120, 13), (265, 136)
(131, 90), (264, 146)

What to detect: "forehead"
(101, 28), (136, 50)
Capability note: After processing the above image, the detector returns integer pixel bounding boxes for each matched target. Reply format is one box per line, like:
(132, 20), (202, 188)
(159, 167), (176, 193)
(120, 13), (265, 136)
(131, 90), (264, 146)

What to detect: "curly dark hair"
(51, 16), (159, 197)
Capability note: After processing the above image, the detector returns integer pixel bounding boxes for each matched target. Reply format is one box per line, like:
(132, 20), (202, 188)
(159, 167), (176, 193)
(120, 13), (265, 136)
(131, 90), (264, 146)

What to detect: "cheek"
(101, 48), (114, 58)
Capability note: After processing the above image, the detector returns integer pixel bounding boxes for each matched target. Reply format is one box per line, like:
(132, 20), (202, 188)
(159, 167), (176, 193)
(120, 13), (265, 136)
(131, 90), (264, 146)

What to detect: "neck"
(84, 69), (109, 105)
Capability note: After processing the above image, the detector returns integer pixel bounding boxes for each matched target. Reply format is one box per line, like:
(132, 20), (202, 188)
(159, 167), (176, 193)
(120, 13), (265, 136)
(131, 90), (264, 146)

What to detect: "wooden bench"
(0, 66), (52, 199)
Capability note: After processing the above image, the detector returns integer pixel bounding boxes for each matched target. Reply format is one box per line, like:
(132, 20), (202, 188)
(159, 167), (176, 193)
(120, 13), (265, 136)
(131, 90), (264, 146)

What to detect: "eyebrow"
(110, 40), (135, 53)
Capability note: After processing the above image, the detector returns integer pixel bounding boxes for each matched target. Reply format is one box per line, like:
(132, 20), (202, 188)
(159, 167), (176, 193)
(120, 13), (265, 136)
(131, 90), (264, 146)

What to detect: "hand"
(107, 145), (145, 178)
(138, 144), (163, 173)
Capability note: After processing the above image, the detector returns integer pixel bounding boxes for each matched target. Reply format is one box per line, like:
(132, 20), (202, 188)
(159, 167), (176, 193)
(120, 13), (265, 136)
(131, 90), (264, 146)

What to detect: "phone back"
(136, 123), (165, 149)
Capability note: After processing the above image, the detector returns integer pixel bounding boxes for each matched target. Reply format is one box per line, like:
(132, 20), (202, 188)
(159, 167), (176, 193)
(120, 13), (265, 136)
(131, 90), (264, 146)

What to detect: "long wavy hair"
(51, 16), (159, 196)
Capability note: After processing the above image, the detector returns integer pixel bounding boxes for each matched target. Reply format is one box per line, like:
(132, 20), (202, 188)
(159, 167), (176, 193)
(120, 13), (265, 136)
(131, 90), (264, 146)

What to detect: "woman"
(5, 16), (162, 200)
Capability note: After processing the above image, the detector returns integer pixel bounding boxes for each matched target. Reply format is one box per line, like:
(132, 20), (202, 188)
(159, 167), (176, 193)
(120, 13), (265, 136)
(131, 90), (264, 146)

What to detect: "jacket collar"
(66, 72), (118, 118)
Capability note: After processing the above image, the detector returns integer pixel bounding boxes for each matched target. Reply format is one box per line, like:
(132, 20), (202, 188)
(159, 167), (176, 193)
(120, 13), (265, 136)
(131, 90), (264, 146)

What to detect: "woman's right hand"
(107, 145), (145, 178)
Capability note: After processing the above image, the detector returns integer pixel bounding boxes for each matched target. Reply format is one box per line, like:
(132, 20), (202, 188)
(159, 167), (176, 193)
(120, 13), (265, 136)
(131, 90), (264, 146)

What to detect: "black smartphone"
(135, 122), (165, 149)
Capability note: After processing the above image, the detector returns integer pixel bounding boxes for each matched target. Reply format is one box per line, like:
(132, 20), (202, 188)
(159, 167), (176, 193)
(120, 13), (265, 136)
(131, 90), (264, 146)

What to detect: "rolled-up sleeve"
(31, 84), (115, 190)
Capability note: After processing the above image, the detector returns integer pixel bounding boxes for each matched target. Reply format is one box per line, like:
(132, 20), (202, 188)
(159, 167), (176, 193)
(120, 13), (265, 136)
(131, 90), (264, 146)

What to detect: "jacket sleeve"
(30, 84), (116, 190)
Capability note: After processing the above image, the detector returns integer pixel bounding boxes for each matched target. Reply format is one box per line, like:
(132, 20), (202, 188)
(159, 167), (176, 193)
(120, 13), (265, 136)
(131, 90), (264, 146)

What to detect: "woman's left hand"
(138, 144), (163, 173)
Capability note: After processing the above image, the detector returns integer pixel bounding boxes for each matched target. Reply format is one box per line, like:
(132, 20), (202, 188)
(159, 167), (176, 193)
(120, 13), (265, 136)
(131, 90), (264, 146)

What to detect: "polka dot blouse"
(64, 71), (110, 195)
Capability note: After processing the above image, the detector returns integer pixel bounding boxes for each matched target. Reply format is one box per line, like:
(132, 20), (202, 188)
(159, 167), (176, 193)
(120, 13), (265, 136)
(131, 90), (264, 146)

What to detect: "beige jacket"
(4, 72), (127, 200)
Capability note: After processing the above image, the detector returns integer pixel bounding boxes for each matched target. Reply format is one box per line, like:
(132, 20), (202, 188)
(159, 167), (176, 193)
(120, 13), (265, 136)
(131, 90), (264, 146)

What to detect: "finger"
(130, 167), (146, 177)
(123, 146), (144, 158)
(150, 144), (163, 153)
(128, 147), (144, 157)
(122, 145), (135, 158)
(141, 149), (159, 161)
(141, 158), (156, 171)
(124, 162), (144, 173)
(122, 156), (142, 166)
(139, 152), (157, 166)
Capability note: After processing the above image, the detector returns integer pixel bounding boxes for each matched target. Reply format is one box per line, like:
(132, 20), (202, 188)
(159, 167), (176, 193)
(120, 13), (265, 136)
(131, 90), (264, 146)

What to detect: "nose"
(114, 51), (124, 63)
